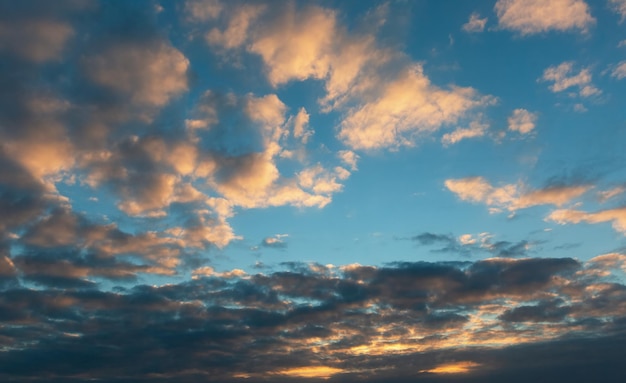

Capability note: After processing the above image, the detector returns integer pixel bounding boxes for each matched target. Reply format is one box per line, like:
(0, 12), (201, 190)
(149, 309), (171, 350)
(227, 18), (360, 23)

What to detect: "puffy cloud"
(83, 41), (189, 107)
(547, 206), (626, 234)
(611, 61), (626, 80)
(338, 150), (359, 171)
(541, 61), (600, 97)
(442, 121), (489, 146)
(292, 107), (311, 143)
(339, 64), (492, 150)
(508, 109), (537, 134)
(462, 12), (487, 33)
(0, 19), (73, 62)
(206, 4), (264, 49)
(495, 0), (595, 35)
(445, 177), (590, 213)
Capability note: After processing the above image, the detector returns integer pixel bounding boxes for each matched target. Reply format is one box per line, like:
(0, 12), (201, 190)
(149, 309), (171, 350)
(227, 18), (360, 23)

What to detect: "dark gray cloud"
(0, 257), (624, 381)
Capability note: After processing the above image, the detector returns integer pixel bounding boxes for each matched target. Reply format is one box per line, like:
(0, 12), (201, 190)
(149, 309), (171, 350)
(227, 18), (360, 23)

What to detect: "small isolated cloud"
(611, 61), (626, 80)
(508, 109), (537, 134)
(598, 186), (626, 203)
(547, 206), (626, 234)
(609, 0), (626, 21)
(541, 61), (600, 98)
(262, 234), (288, 249)
(445, 177), (590, 213)
(462, 12), (487, 33)
(442, 121), (489, 146)
(495, 0), (595, 35)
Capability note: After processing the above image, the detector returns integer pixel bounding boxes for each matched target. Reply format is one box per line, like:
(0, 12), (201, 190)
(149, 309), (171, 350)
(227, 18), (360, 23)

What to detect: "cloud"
(204, 3), (494, 151)
(0, 19), (74, 62)
(547, 206), (626, 234)
(609, 0), (626, 20)
(445, 177), (590, 213)
(413, 232), (533, 258)
(442, 121), (489, 146)
(611, 61), (626, 80)
(494, 0), (595, 35)
(261, 235), (288, 249)
(462, 12), (487, 33)
(185, 0), (222, 21)
(508, 109), (537, 134)
(6, 256), (626, 381)
(540, 61), (600, 97)
(83, 40), (189, 107)
(338, 64), (493, 150)
(598, 186), (626, 202)
(338, 150), (359, 171)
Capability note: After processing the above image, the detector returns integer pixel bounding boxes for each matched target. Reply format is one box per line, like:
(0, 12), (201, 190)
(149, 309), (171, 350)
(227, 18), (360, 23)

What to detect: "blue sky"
(2, 0), (626, 381)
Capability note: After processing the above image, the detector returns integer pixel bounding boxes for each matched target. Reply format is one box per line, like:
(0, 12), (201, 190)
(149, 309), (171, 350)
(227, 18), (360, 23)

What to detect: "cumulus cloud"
(462, 12), (487, 33)
(339, 64), (493, 150)
(495, 0), (595, 35)
(442, 121), (489, 146)
(204, 3), (494, 151)
(541, 61), (601, 97)
(445, 176), (590, 213)
(83, 41), (189, 107)
(508, 108), (537, 134)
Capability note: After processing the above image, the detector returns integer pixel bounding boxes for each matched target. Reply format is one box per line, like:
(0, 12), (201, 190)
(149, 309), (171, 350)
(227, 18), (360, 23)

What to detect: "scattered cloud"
(445, 176), (590, 213)
(508, 109), (537, 134)
(547, 206), (626, 234)
(495, 0), (595, 35)
(261, 234), (288, 249)
(442, 121), (489, 146)
(611, 61), (626, 79)
(609, 0), (626, 21)
(462, 12), (488, 33)
(541, 61), (601, 97)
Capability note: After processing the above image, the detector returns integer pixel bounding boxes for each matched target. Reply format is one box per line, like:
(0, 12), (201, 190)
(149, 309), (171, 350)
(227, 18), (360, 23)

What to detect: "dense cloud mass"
(1, 0), (626, 381)
(1, 257), (626, 382)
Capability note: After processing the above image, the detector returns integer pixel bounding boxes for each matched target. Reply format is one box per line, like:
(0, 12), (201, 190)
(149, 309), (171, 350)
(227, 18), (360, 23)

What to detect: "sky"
(1, 0), (626, 381)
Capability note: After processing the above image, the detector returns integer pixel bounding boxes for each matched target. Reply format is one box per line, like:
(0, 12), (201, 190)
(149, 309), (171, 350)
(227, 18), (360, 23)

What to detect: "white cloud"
(445, 177), (591, 213)
(338, 150), (359, 171)
(442, 121), (489, 146)
(508, 109), (537, 134)
(541, 62), (600, 98)
(611, 61), (626, 80)
(547, 206), (626, 234)
(462, 13), (487, 33)
(495, 0), (595, 35)
(339, 64), (492, 150)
